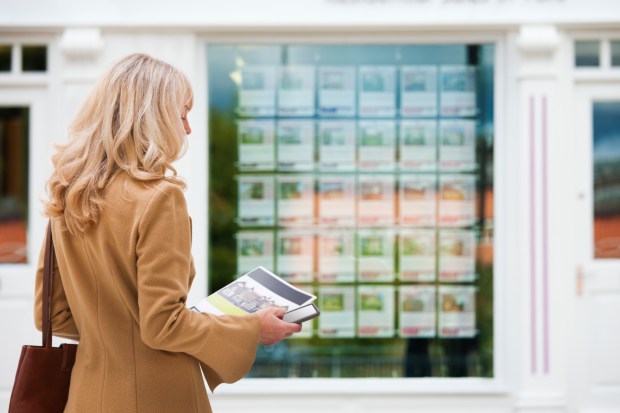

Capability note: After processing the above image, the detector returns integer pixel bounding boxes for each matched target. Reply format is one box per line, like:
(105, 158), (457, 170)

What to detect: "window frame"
(197, 31), (511, 395)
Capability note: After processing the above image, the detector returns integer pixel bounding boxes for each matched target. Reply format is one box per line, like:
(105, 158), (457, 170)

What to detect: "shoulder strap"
(41, 221), (54, 348)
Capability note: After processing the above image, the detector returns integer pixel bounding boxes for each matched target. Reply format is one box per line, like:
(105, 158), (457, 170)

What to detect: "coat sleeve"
(34, 234), (80, 341)
(136, 184), (260, 390)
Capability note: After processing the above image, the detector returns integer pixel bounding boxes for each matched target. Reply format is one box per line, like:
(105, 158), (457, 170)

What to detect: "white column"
(514, 24), (569, 412)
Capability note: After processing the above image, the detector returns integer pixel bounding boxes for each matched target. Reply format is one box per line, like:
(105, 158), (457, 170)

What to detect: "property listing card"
(318, 286), (356, 338)
(439, 65), (477, 117)
(317, 175), (356, 226)
(438, 174), (476, 227)
(357, 175), (395, 226)
(358, 175), (395, 226)
(318, 66), (356, 117)
(276, 230), (315, 283)
(277, 175), (315, 226)
(277, 120), (315, 171)
(400, 66), (438, 117)
(357, 120), (396, 171)
(399, 175), (437, 226)
(438, 285), (476, 338)
(237, 66), (277, 117)
(357, 285), (395, 338)
(317, 230), (356, 283)
(399, 120), (437, 172)
(277, 65), (316, 117)
(438, 229), (476, 282)
(439, 119), (476, 171)
(357, 229), (395, 283)
(237, 120), (275, 171)
(238, 175), (275, 226)
(398, 285), (436, 338)
(358, 65), (397, 118)
(399, 229), (436, 282)
(236, 231), (274, 275)
(317, 120), (356, 171)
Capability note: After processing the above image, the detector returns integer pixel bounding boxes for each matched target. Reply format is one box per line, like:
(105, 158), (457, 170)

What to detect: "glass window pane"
(0, 107), (29, 263)
(593, 102), (620, 259)
(611, 41), (620, 67)
(575, 41), (600, 67)
(208, 43), (495, 378)
(0, 45), (11, 72)
(21, 45), (47, 72)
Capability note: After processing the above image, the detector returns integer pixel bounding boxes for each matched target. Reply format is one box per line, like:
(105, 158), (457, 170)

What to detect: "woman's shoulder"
(106, 173), (185, 208)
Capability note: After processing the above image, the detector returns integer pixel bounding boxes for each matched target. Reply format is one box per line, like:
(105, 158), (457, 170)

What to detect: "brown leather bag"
(8, 223), (78, 413)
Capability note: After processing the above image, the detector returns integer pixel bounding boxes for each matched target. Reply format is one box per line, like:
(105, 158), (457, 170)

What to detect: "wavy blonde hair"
(44, 53), (193, 233)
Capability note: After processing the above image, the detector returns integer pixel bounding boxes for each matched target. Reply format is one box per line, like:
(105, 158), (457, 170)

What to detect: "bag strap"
(41, 221), (54, 348)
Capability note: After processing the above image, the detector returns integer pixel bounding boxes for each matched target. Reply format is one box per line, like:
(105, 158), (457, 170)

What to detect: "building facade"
(1, 0), (620, 411)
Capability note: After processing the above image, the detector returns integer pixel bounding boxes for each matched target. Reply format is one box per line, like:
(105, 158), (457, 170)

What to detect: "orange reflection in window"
(594, 215), (620, 258)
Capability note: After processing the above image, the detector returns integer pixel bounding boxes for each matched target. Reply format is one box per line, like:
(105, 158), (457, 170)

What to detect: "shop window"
(611, 41), (620, 67)
(0, 45), (11, 72)
(208, 43), (495, 378)
(21, 45), (47, 72)
(575, 41), (601, 67)
(0, 107), (29, 263)
(593, 102), (620, 259)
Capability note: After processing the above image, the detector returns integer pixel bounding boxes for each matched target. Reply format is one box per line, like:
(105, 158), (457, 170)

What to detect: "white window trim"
(198, 31), (511, 395)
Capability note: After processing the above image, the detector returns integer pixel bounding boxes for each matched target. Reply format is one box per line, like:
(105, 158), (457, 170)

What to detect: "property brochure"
(317, 175), (356, 226)
(399, 229), (436, 282)
(277, 65), (316, 117)
(277, 175), (315, 226)
(438, 174), (476, 227)
(318, 66), (357, 117)
(399, 175), (437, 226)
(276, 230), (315, 283)
(318, 286), (356, 338)
(357, 120), (396, 171)
(318, 120), (356, 171)
(237, 120), (276, 171)
(399, 119), (438, 172)
(438, 285), (476, 338)
(358, 175), (395, 226)
(357, 229), (395, 283)
(191, 266), (316, 316)
(317, 230), (356, 283)
(400, 65), (438, 117)
(398, 285), (436, 338)
(357, 285), (395, 338)
(358, 65), (397, 118)
(277, 120), (315, 171)
(236, 231), (275, 275)
(237, 66), (277, 117)
(237, 175), (275, 226)
(438, 229), (476, 282)
(439, 65), (477, 117)
(439, 119), (476, 171)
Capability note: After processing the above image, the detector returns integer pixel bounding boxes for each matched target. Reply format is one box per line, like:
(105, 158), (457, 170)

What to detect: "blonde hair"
(44, 53), (193, 233)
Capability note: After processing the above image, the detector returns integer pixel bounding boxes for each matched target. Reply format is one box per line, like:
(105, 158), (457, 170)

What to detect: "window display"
(208, 43), (495, 378)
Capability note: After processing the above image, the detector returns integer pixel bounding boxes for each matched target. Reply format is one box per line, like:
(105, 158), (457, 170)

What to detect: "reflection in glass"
(593, 102), (620, 258)
(0, 108), (29, 263)
(612, 41), (620, 67)
(0, 45), (11, 72)
(21, 45), (47, 72)
(208, 44), (495, 379)
(575, 40), (600, 67)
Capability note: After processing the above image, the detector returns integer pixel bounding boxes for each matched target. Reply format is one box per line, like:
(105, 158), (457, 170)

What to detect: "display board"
(208, 44), (495, 378)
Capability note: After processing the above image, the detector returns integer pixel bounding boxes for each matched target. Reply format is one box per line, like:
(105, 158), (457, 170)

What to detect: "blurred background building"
(1, 0), (619, 411)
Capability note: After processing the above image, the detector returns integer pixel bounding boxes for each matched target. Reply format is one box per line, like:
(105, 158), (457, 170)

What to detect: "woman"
(34, 53), (301, 413)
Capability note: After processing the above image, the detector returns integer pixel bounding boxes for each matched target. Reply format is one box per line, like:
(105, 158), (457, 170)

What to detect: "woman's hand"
(256, 307), (302, 346)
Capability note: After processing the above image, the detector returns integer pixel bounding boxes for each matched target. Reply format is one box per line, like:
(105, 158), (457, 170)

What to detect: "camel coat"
(34, 173), (261, 413)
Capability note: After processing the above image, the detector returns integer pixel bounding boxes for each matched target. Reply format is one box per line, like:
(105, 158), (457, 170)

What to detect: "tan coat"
(34, 173), (261, 413)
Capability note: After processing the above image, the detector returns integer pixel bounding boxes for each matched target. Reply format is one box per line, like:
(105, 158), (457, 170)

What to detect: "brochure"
(191, 266), (316, 316)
